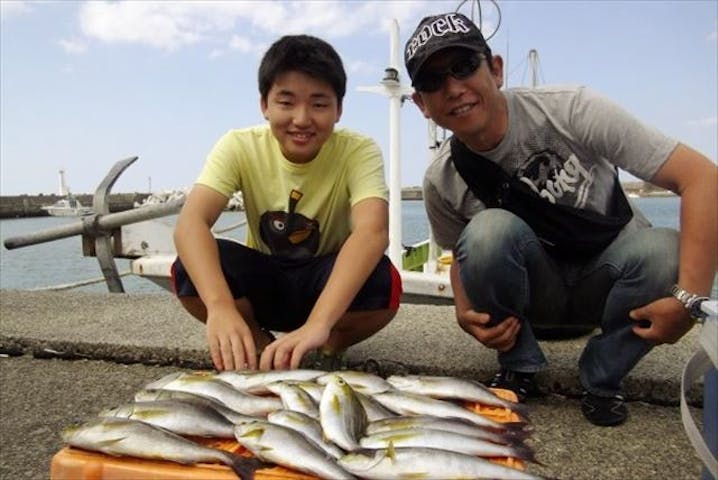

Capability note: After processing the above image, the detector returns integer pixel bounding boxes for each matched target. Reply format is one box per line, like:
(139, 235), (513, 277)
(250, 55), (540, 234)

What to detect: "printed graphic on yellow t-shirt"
(259, 189), (319, 259)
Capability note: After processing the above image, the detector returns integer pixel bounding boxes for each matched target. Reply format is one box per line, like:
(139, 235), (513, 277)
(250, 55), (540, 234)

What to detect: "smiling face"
(412, 48), (507, 151)
(260, 70), (342, 164)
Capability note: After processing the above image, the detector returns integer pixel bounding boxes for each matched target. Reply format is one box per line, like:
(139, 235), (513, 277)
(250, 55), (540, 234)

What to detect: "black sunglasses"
(413, 53), (485, 93)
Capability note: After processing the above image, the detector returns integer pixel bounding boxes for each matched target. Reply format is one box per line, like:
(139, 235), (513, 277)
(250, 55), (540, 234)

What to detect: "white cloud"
(57, 38), (87, 55)
(708, 30), (717, 42)
(0, 0), (32, 21)
(347, 60), (379, 76)
(74, 0), (434, 52)
(686, 116), (718, 127)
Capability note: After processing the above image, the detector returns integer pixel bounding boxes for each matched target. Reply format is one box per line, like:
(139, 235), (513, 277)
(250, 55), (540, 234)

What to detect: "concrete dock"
(0, 289), (710, 479)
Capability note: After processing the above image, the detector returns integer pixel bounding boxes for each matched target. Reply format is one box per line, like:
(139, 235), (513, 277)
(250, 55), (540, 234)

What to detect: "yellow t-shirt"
(196, 125), (388, 258)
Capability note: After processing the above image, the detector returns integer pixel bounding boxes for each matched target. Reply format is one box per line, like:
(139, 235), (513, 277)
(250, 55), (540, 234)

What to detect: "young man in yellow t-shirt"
(172, 35), (401, 372)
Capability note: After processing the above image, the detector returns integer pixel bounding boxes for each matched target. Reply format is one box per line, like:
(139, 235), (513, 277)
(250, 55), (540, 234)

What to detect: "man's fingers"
(209, 338), (224, 371)
(244, 337), (258, 370)
(259, 342), (277, 371)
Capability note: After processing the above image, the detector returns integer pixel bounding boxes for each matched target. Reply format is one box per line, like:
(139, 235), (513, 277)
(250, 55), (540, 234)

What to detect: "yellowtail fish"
(145, 372), (282, 416)
(366, 415), (531, 445)
(265, 381), (319, 418)
(267, 409), (344, 459)
(62, 417), (264, 480)
(355, 391), (397, 422)
(386, 374), (530, 419)
(359, 428), (538, 463)
(234, 420), (355, 479)
(338, 446), (543, 480)
(319, 374), (368, 451)
(317, 370), (392, 395)
(133, 388), (259, 425)
(217, 369), (324, 394)
(371, 391), (526, 432)
(99, 400), (236, 438)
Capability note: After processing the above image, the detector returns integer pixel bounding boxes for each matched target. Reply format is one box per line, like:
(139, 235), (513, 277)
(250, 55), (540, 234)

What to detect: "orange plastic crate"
(50, 388), (524, 479)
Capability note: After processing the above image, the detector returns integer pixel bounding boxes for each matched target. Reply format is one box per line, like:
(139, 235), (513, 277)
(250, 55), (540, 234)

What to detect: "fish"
(217, 369), (324, 394)
(386, 374), (530, 419)
(234, 420), (355, 479)
(283, 380), (325, 403)
(319, 374), (368, 451)
(145, 372), (282, 417)
(355, 391), (397, 422)
(267, 409), (345, 459)
(359, 428), (538, 463)
(317, 370), (392, 395)
(366, 415), (531, 444)
(133, 389), (259, 425)
(338, 446), (543, 480)
(99, 400), (237, 438)
(371, 390), (526, 432)
(61, 417), (264, 480)
(265, 381), (319, 418)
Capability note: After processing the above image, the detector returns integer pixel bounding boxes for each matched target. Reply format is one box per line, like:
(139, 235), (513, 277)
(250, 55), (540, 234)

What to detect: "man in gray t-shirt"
(405, 12), (717, 426)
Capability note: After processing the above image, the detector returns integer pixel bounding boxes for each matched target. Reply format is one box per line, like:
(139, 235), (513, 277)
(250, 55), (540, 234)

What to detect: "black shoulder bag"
(450, 136), (633, 260)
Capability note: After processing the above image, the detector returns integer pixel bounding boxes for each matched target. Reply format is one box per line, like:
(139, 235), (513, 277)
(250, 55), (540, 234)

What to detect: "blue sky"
(1, 0), (716, 196)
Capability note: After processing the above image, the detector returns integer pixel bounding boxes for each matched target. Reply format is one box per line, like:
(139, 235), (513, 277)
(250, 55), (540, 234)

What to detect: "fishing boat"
(41, 169), (94, 217)
(41, 197), (94, 217)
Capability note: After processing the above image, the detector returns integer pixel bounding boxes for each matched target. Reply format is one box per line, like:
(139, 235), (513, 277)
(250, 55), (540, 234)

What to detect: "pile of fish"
(61, 369), (544, 480)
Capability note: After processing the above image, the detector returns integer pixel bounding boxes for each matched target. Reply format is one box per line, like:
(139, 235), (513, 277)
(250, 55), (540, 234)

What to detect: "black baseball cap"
(404, 12), (491, 85)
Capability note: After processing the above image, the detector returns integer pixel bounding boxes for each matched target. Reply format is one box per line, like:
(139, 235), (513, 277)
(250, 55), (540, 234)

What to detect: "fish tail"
(227, 454), (268, 480)
(505, 400), (532, 421)
(510, 443), (543, 465)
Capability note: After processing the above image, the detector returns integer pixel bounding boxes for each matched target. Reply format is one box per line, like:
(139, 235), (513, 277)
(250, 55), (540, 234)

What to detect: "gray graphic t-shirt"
(423, 85), (678, 250)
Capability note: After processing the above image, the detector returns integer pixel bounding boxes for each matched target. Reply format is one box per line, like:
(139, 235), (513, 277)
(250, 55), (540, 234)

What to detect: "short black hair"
(258, 35), (346, 105)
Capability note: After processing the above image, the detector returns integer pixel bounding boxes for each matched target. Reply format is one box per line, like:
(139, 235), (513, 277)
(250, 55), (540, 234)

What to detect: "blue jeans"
(455, 208), (679, 397)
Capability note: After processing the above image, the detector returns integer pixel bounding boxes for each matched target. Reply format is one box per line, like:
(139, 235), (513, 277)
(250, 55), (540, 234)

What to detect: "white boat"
(41, 169), (94, 217)
(41, 197), (94, 217)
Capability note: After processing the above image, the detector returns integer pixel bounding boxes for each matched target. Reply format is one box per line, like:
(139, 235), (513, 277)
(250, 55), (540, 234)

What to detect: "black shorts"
(171, 239), (402, 332)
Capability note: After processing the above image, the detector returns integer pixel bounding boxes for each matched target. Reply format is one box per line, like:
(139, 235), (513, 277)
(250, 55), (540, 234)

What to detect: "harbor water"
(0, 197), (696, 294)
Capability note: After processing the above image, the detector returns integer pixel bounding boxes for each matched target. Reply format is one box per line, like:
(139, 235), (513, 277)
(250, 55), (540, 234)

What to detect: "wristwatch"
(670, 284), (709, 322)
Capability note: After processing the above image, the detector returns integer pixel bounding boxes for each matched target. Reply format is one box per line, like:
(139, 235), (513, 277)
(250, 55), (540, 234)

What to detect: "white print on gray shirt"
(517, 152), (596, 208)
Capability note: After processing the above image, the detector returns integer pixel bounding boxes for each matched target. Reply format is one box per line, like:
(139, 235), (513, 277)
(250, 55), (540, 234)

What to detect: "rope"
(29, 271), (132, 291)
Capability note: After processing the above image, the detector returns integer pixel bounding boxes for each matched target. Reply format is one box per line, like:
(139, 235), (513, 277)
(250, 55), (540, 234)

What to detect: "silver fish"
(234, 420), (355, 479)
(371, 391), (526, 432)
(359, 428), (537, 463)
(386, 374), (530, 418)
(265, 381), (319, 418)
(134, 388), (258, 425)
(355, 391), (397, 422)
(283, 380), (325, 403)
(217, 369), (324, 394)
(145, 372), (282, 417)
(62, 417), (263, 480)
(99, 400), (236, 438)
(339, 446), (542, 480)
(267, 409), (345, 459)
(319, 374), (368, 451)
(317, 370), (392, 395)
(366, 415), (530, 445)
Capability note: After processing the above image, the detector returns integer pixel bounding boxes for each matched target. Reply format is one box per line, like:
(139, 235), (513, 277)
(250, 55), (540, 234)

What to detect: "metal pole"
(387, 19), (403, 269)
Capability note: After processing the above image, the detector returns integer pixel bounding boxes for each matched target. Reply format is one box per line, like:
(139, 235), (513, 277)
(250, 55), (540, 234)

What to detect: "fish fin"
(386, 440), (396, 462)
(511, 443), (543, 466)
(227, 454), (269, 480)
(95, 437), (127, 448)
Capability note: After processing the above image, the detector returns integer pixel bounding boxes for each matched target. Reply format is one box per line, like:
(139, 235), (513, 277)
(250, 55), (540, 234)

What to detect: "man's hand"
(259, 323), (330, 371)
(630, 297), (695, 345)
(206, 304), (257, 371)
(456, 307), (521, 352)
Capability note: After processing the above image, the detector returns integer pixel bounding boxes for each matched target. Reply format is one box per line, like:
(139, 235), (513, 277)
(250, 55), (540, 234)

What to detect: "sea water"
(0, 197), (706, 295)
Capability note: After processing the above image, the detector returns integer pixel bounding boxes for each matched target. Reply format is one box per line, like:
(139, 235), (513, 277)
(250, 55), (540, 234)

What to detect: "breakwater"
(0, 193), (151, 218)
